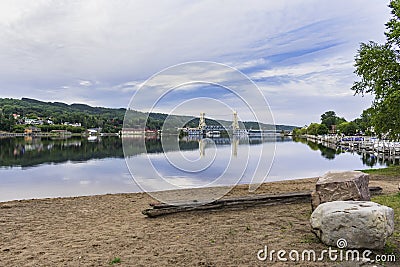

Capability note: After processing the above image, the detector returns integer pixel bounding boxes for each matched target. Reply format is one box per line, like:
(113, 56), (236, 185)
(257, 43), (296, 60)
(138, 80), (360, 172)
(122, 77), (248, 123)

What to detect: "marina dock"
(303, 134), (400, 164)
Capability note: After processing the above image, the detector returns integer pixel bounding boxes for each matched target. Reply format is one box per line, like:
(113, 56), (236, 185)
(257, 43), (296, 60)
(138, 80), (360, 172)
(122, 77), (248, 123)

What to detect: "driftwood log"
(142, 186), (383, 218)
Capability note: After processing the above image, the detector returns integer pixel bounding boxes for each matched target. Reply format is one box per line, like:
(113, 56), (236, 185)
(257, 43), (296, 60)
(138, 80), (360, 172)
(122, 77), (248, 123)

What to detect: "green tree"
(320, 111), (346, 131)
(0, 113), (15, 132)
(300, 128), (307, 135)
(321, 111), (336, 129)
(13, 125), (26, 133)
(353, 108), (373, 134)
(352, 0), (400, 140)
(337, 121), (358, 136)
(370, 91), (400, 138)
(307, 123), (321, 136)
(317, 124), (329, 135)
(292, 128), (301, 136)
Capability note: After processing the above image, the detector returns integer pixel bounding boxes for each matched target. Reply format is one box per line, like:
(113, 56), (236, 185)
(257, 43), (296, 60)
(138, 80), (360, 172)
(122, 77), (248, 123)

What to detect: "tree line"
(0, 98), (125, 133)
(292, 110), (371, 136)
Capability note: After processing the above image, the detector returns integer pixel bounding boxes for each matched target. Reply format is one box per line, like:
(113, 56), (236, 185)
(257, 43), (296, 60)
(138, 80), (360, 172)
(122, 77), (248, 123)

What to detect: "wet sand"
(0, 175), (398, 266)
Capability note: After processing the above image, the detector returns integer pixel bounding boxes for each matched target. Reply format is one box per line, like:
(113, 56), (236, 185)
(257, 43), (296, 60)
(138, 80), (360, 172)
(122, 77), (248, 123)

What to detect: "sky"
(0, 0), (392, 126)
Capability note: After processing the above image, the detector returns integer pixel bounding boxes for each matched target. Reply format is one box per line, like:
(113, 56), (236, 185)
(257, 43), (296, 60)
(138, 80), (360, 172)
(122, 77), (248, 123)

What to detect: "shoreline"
(0, 170), (397, 204)
(0, 177), (321, 204)
(0, 174), (398, 266)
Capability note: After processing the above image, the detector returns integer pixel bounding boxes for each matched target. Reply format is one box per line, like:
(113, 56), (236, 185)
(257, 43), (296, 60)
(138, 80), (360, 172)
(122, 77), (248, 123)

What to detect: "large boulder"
(311, 171), (370, 210)
(310, 201), (394, 249)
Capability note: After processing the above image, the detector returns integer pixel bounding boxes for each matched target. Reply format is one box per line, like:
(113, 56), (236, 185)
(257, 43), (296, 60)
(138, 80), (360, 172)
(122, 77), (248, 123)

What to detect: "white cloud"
(79, 80), (93, 86)
(252, 57), (353, 81)
(0, 0), (392, 124)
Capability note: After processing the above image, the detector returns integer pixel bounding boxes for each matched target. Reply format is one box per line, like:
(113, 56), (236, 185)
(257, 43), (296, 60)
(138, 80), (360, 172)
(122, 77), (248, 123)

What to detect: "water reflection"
(0, 136), (198, 168)
(0, 135), (397, 202)
(0, 135), (287, 168)
(1, 136), (397, 170)
(292, 137), (341, 160)
(0, 136), (124, 168)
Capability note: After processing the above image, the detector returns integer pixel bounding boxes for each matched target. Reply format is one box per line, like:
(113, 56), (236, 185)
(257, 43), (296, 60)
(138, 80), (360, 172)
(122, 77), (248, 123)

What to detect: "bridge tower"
(198, 112), (206, 130)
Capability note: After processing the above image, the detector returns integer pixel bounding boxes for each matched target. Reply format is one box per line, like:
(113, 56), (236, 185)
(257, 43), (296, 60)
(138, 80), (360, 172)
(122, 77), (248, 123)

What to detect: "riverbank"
(0, 174), (398, 266)
(0, 132), (119, 138)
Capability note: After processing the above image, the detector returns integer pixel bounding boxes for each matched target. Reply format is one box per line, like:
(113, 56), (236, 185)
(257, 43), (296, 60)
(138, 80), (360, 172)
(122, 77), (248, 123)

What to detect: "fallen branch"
(142, 187), (383, 218)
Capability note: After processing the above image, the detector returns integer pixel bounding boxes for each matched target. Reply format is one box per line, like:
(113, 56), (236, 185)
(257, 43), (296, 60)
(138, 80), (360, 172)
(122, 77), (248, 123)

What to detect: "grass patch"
(109, 257), (121, 265)
(384, 240), (398, 255)
(372, 193), (400, 257)
(228, 229), (236, 236)
(300, 234), (320, 244)
(359, 165), (400, 176)
(372, 193), (400, 212)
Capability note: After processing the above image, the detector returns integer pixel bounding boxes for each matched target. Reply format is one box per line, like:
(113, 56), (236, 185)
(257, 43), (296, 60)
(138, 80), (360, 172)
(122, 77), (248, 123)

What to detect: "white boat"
(206, 130), (221, 138)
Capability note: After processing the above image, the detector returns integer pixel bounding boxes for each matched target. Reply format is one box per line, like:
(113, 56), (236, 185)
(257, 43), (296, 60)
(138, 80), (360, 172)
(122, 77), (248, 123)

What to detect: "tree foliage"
(0, 112), (15, 132)
(306, 123), (328, 136)
(0, 98), (126, 133)
(352, 108), (373, 134)
(337, 122), (358, 136)
(317, 124), (329, 135)
(352, 0), (400, 139)
(320, 110), (346, 130)
(370, 91), (400, 138)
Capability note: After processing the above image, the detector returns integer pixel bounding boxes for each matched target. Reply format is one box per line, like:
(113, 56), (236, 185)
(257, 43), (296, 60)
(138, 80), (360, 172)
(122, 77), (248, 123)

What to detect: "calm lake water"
(0, 135), (394, 202)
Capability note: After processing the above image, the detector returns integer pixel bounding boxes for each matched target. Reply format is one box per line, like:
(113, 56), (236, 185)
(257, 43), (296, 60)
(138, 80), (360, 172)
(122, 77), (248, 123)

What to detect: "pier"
(303, 134), (400, 164)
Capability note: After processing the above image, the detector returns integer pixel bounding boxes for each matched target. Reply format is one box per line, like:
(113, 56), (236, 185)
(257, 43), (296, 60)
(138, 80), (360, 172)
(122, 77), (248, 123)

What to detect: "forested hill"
(10, 97), (127, 117)
(0, 98), (297, 133)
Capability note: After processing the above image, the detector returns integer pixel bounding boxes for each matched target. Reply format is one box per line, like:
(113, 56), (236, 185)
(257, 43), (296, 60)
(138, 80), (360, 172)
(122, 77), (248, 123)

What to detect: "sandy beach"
(0, 175), (398, 267)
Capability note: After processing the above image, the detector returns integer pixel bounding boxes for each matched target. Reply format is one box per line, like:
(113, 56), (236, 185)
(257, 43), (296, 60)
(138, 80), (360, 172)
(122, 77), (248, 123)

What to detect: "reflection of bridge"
(197, 137), (239, 157)
(181, 135), (284, 158)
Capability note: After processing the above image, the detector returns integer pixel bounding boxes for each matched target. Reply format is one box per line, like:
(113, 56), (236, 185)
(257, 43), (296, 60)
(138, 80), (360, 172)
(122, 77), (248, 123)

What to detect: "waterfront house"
(87, 128), (101, 136)
(24, 126), (41, 136)
(63, 122), (82, 127)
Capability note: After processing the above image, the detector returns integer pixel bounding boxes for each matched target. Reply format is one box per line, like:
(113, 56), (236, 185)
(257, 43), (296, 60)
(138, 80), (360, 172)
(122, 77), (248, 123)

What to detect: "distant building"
(63, 122), (82, 127)
(24, 126), (41, 135)
(87, 128), (101, 136)
(24, 118), (40, 125)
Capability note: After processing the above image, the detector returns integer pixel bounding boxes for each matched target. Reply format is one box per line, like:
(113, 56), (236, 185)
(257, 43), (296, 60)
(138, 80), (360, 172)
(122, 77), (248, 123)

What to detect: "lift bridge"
(182, 111), (278, 136)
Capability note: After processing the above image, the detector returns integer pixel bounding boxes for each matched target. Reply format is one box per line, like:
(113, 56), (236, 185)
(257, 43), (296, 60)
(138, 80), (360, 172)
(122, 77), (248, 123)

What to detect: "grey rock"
(310, 201), (394, 250)
(311, 171), (370, 210)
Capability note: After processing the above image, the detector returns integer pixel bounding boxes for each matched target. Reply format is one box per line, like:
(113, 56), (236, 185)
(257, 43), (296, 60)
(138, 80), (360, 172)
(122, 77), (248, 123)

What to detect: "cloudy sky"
(0, 0), (392, 126)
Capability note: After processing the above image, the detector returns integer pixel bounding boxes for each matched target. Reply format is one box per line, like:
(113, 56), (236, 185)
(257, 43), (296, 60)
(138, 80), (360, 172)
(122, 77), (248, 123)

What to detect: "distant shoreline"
(0, 132), (118, 138)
